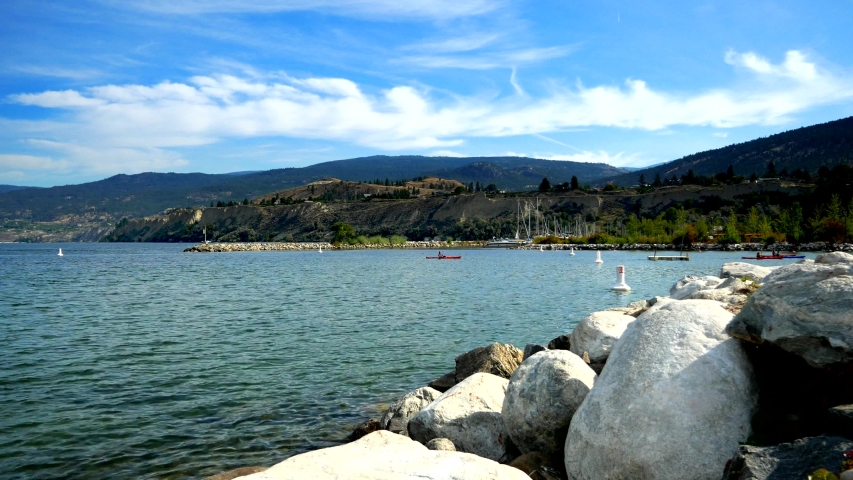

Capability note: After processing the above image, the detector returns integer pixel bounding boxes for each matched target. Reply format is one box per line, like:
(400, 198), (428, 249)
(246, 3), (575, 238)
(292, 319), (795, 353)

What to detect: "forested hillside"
(605, 116), (853, 186)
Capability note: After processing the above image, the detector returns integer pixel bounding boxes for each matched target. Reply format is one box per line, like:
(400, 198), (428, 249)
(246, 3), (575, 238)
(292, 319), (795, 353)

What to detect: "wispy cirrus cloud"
(112, 0), (504, 19)
(397, 45), (578, 70)
(5, 49), (853, 178)
(11, 65), (104, 80)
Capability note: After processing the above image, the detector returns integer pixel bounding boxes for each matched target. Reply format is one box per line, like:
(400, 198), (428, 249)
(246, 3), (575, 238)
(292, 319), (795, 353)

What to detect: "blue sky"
(2, 0), (852, 187)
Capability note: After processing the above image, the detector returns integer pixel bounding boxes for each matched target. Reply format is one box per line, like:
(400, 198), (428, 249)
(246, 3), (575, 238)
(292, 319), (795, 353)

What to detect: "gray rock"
(204, 466), (267, 480)
(720, 262), (773, 282)
(508, 451), (561, 476)
(816, 251), (853, 265)
(428, 370), (456, 393)
(455, 343), (524, 383)
(348, 419), (380, 441)
(686, 288), (748, 305)
(502, 350), (595, 457)
(829, 404), (853, 437)
(569, 310), (636, 363)
(565, 300), (758, 480)
(669, 275), (722, 300)
(547, 335), (571, 351)
(379, 387), (442, 436)
(523, 343), (548, 360)
(425, 437), (456, 451)
(726, 261), (853, 367)
(717, 277), (749, 291)
(721, 436), (853, 480)
(240, 430), (529, 480)
(409, 372), (514, 462)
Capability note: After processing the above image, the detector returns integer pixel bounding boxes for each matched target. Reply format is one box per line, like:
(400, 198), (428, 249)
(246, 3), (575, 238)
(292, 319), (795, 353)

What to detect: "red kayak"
(741, 255), (786, 260)
(426, 255), (462, 260)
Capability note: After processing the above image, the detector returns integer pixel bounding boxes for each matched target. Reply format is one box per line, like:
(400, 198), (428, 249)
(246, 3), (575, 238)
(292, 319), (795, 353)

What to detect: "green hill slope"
(604, 115), (853, 186)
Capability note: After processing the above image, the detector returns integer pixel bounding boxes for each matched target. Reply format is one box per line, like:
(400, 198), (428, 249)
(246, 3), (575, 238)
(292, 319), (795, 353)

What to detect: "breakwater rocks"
(214, 256), (853, 480)
(184, 240), (481, 253)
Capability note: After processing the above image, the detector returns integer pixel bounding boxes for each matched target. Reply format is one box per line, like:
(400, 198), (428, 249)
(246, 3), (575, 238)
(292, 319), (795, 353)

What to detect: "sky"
(1, 1), (852, 187)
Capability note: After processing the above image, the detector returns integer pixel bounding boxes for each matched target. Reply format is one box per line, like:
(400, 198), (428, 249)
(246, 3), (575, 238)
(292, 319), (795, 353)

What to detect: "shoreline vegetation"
(207, 254), (853, 480)
(183, 240), (853, 253)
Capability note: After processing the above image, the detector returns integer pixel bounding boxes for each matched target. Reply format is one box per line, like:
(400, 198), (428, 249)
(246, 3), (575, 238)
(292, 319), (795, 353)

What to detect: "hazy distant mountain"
(0, 155), (625, 222)
(604, 115), (853, 186)
(0, 184), (35, 193)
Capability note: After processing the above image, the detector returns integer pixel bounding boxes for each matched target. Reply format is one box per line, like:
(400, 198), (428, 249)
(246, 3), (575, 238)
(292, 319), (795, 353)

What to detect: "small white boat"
(58, 248), (64, 257)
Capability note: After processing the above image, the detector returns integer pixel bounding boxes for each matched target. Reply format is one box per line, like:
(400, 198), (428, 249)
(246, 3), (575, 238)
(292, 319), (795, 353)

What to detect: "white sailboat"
(58, 248), (64, 256)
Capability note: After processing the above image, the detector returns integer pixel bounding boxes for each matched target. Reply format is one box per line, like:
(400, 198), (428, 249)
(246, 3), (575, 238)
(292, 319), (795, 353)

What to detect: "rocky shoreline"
(208, 256), (853, 480)
(185, 241), (853, 253)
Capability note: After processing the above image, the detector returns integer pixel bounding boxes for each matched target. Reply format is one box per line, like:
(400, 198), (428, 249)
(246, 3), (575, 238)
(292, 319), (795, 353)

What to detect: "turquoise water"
(0, 244), (813, 479)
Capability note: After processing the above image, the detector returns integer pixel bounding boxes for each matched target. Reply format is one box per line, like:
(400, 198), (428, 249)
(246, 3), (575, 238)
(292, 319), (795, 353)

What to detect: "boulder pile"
(214, 254), (853, 480)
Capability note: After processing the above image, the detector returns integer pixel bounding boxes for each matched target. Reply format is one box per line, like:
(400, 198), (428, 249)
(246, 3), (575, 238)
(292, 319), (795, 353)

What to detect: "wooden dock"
(648, 254), (690, 261)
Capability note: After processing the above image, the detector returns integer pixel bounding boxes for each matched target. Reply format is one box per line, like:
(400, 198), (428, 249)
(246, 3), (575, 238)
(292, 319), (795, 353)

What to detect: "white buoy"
(539, 245), (543, 252)
(594, 250), (603, 264)
(612, 265), (631, 291)
(570, 247), (575, 256)
(58, 248), (64, 257)
(319, 245), (323, 253)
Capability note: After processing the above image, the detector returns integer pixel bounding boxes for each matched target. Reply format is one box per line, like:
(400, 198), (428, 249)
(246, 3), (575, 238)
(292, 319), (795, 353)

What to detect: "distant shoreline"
(182, 241), (853, 253)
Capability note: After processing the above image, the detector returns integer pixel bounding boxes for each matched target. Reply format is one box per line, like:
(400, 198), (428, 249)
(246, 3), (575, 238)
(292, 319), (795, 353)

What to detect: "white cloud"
(13, 90), (105, 108)
(430, 150), (466, 157)
(535, 151), (639, 167)
(4, 49), (853, 177)
(510, 67), (525, 96)
(725, 50), (817, 82)
(117, 0), (503, 19)
(12, 65), (103, 80)
(403, 34), (502, 53)
(0, 154), (69, 171)
(0, 141), (188, 178)
(399, 45), (577, 70)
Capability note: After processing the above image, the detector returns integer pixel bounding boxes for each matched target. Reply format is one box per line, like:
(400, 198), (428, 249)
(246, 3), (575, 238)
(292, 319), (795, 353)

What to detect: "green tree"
(331, 222), (356, 243)
(652, 173), (662, 187)
(570, 176), (579, 190)
(639, 174), (646, 186)
(721, 214), (741, 243)
(539, 177), (551, 192)
(764, 161), (778, 178)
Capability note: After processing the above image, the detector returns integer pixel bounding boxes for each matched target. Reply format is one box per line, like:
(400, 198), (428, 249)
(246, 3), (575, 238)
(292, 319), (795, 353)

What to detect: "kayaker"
(756, 252), (762, 259)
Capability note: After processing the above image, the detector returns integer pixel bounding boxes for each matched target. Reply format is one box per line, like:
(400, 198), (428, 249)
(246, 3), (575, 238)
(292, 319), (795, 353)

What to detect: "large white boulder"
(720, 262), (773, 282)
(669, 275), (722, 300)
(686, 288), (748, 305)
(380, 387), (442, 436)
(565, 300), (758, 480)
(570, 310), (636, 363)
(241, 430), (529, 480)
(409, 373), (513, 462)
(502, 350), (596, 457)
(726, 253), (853, 367)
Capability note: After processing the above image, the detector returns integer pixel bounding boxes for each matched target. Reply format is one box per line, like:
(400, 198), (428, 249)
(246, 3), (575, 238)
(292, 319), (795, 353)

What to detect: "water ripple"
(0, 243), (813, 479)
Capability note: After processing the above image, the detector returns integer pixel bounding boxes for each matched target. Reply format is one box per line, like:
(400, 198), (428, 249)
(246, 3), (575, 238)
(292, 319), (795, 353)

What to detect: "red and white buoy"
(612, 265), (631, 291)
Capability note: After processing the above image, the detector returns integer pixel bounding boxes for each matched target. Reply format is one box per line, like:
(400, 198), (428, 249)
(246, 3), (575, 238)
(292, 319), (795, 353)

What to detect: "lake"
(0, 243), (810, 479)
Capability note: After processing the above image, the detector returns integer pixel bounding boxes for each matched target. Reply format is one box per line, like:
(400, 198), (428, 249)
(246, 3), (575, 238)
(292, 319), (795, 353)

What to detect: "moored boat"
(426, 255), (462, 260)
